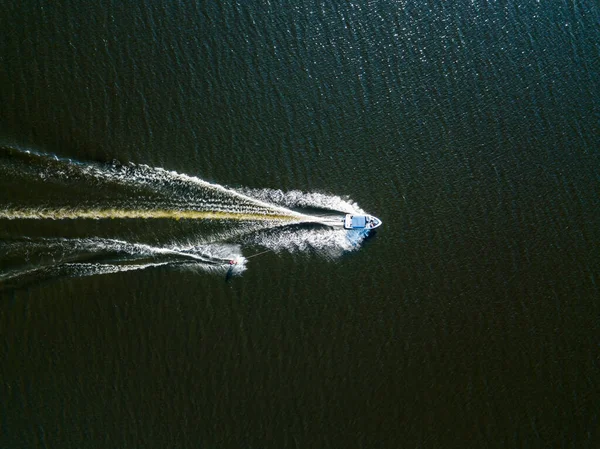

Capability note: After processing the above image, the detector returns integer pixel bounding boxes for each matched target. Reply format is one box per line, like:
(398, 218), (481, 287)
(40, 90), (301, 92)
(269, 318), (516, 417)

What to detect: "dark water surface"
(1, 1), (599, 448)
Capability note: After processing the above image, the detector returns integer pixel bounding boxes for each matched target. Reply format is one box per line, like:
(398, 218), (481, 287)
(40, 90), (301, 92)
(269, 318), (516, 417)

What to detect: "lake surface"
(1, 1), (599, 447)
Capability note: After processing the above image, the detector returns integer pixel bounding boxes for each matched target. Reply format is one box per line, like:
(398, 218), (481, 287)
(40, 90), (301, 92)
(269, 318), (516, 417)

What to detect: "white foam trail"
(62, 259), (246, 277)
(3, 147), (305, 219)
(0, 147), (376, 282)
(238, 188), (366, 214)
(0, 237), (247, 287)
(3, 237), (243, 262)
(59, 261), (175, 277)
(0, 258), (246, 288)
(244, 227), (368, 259)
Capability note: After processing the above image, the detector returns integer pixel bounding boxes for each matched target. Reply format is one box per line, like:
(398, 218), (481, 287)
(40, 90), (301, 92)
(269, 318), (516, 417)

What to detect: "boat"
(343, 214), (382, 230)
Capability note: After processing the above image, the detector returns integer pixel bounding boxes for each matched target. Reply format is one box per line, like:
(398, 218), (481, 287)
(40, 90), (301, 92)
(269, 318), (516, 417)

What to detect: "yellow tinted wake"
(0, 208), (301, 221)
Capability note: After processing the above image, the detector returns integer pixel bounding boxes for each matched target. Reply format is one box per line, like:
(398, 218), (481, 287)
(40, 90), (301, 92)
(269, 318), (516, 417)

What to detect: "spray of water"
(0, 146), (374, 287)
(0, 237), (247, 289)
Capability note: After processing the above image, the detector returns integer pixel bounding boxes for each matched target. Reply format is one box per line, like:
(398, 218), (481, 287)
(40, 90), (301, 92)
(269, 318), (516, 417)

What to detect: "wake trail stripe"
(0, 208), (303, 221)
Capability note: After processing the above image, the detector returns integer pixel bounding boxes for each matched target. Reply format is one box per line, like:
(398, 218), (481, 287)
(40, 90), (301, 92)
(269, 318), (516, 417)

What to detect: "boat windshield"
(352, 216), (367, 228)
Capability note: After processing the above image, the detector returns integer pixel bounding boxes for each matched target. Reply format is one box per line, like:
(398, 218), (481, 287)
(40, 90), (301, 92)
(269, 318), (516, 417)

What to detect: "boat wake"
(0, 146), (374, 289)
(0, 237), (246, 290)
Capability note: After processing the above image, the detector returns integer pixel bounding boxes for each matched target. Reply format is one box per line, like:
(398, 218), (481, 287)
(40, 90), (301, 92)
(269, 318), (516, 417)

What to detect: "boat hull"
(343, 214), (382, 230)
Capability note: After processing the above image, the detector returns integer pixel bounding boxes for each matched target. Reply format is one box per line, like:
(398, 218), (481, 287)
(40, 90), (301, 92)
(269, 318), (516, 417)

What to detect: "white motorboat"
(343, 214), (382, 230)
